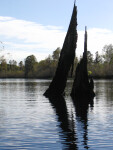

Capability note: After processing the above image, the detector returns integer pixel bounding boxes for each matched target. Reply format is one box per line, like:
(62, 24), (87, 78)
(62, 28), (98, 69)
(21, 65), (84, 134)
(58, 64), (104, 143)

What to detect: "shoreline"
(0, 76), (113, 80)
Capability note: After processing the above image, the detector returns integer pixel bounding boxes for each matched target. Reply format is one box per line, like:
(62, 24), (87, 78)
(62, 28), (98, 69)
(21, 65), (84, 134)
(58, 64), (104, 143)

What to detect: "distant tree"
(9, 60), (12, 70)
(0, 58), (7, 72)
(94, 51), (102, 64)
(102, 44), (113, 64)
(46, 55), (52, 64)
(36, 54), (57, 78)
(52, 47), (61, 61)
(12, 60), (17, 70)
(87, 51), (93, 64)
(8, 60), (18, 71)
(25, 55), (37, 77)
(19, 61), (24, 70)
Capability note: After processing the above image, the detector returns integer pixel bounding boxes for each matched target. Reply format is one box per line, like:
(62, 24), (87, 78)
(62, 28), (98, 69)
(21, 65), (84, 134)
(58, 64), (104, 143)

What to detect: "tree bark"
(44, 4), (77, 97)
(71, 27), (95, 99)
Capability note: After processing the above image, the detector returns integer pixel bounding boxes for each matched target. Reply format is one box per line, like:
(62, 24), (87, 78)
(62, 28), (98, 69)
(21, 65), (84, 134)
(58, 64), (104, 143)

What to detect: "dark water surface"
(0, 79), (113, 150)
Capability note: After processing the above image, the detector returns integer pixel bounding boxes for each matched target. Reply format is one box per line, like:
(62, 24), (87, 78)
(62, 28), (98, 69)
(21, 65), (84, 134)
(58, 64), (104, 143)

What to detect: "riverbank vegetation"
(0, 45), (113, 79)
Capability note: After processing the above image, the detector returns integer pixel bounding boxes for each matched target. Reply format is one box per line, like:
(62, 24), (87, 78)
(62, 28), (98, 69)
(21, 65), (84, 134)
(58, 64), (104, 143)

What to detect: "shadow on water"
(46, 93), (94, 150)
(47, 95), (78, 150)
(72, 97), (94, 149)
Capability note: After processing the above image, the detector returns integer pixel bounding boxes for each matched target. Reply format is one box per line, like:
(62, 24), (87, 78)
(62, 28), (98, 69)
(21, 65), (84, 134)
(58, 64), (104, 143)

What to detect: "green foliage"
(36, 55), (57, 78)
(88, 71), (92, 76)
(94, 51), (102, 64)
(52, 47), (61, 61)
(25, 55), (37, 77)
(8, 60), (19, 71)
(87, 51), (93, 64)
(19, 61), (24, 71)
(1, 44), (113, 79)
(102, 44), (113, 64)
(0, 58), (7, 72)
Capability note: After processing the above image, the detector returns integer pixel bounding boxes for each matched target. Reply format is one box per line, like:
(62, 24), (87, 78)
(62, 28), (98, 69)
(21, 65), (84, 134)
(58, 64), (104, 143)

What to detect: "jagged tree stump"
(71, 27), (95, 100)
(44, 4), (78, 97)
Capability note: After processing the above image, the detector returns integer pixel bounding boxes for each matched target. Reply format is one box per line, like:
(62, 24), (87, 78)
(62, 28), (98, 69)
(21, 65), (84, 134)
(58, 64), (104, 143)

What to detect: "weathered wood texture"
(44, 4), (77, 97)
(71, 27), (95, 99)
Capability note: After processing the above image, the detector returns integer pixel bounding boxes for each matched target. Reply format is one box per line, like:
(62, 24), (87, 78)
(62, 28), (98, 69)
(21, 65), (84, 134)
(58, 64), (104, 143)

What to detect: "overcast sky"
(0, 0), (113, 62)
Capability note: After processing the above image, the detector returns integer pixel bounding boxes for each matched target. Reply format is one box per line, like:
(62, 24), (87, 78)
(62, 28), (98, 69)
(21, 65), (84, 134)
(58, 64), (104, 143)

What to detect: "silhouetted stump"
(44, 4), (77, 97)
(71, 27), (95, 100)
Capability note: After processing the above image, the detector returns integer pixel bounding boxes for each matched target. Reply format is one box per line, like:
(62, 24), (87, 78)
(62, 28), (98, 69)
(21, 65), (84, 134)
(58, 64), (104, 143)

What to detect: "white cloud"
(77, 28), (113, 57)
(0, 16), (66, 62)
(0, 16), (113, 62)
(0, 16), (65, 47)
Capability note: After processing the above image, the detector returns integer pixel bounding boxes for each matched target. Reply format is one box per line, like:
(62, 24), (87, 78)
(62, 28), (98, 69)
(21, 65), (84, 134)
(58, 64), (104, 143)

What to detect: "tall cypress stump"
(44, 4), (78, 97)
(71, 27), (95, 100)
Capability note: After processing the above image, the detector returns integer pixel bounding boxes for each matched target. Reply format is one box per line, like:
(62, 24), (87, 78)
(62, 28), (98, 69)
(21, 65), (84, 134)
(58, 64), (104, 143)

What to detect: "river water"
(0, 79), (113, 150)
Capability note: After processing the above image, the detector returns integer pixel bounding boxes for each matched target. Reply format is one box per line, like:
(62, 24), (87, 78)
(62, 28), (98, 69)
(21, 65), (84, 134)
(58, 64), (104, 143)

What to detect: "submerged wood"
(44, 4), (77, 97)
(71, 27), (95, 99)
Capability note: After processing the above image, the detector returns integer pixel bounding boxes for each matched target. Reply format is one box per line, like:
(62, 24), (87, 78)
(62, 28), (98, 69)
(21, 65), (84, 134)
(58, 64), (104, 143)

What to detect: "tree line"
(0, 44), (113, 78)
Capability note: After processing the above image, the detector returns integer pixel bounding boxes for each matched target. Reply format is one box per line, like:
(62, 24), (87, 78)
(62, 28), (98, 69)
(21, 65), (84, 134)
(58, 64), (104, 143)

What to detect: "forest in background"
(0, 44), (113, 79)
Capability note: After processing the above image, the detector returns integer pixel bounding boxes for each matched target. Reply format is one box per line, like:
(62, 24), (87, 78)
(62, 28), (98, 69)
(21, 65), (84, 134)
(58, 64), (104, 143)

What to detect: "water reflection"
(72, 97), (94, 149)
(0, 79), (113, 149)
(47, 94), (94, 149)
(25, 81), (37, 101)
(48, 95), (78, 150)
(25, 81), (37, 93)
(95, 80), (113, 108)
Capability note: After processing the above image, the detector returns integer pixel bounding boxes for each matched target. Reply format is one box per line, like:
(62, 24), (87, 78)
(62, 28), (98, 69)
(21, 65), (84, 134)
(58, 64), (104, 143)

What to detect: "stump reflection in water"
(72, 96), (94, 149)
(47, 94), (94, 149)
(48, 95), (78, 150)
